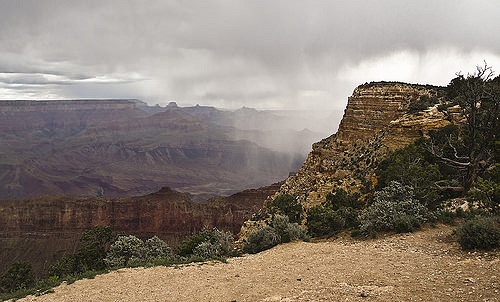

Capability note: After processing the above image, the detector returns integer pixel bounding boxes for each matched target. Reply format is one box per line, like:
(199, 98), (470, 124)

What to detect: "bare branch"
(434, 180), (465, 192)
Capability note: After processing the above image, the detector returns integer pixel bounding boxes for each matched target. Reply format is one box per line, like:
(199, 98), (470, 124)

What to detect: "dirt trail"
(21, 225), (499, 301)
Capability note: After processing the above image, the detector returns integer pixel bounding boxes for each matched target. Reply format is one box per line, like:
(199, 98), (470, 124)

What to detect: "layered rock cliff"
(240, 82), (455, 236)
(0, 100), (302, 200)
(0, 183), (280, 276)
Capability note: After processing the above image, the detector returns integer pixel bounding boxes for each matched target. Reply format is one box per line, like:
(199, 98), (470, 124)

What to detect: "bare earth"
(21, 224), (499, 302)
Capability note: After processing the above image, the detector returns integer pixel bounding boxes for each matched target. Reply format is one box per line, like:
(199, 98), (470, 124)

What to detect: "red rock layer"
(0, 183), (280, 276)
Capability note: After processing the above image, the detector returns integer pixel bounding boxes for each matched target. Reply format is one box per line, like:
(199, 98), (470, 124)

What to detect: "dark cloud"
(0, 0), (499, 108)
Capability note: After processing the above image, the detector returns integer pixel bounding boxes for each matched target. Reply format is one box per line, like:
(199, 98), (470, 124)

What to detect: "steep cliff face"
(240, 82), (454, 237)
(0, 183), (280, 276)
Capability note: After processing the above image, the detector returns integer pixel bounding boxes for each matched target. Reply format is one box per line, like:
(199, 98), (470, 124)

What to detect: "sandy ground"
(20, 224), (499, 302)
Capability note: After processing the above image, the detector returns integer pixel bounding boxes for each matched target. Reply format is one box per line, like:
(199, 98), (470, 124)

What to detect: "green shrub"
(394, 215), (421, 233)
(325, 189), (362, 210)
(47, 254), (78, 277)
(176, 230), (215, 257)
(243, 226), (280, 254)
(456, 216), (500, 250)
(306, 205), (345, 237)
(193, 229), (235, 259)
(336, 206), (360, 228)
(359, 181), (429, 233)
(48, 225), (116, 277)
(375, 141), (444, 210)
(177, 229), (235, 259)
(468, 177), (500, 214)
(408, 95), (439, 113)
(271, 215), (308, 243)
(104, 235), (146, 267)
(305, 189), (362, 237)
(350, 229), (361, 237)
(284, 223), (309, 242)
(145, 236), (172, 260)
(269, 194), (303, 223)
(243, 216), (308, 254)
(0, 261), (35, 293)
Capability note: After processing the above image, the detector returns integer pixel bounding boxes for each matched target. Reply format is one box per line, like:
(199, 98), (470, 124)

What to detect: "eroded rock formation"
(240, 82), (455, 237)
(0, 100), (302, 200)
(0, 183), (280, 276)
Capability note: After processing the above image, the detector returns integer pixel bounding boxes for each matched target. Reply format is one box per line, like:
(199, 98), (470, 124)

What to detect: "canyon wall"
(0, 100), (301, 200)
(0, 99), (145, 131)
(0, 183), (280, 276)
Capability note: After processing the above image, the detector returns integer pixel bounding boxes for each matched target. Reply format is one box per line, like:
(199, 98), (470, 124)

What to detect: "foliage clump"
(145, 236), (173, 260)
(243, 226), (280, 254)
(104, 235), (147, 267)
(268, 194), (303, 224)
(0, 261), (35, 293)
(176, 228), (235, 259)
(49, 225), (115, 277)
(467, 174), (500, 215)
(104, 234), (173, 267)
(456, 216), (500, 250)
(192, 229), (235, 259)
(408, 95), (439, 113)
(243, 215), (308, 254)
(359, 181), (430, 234)
(306, 188), (362, 237)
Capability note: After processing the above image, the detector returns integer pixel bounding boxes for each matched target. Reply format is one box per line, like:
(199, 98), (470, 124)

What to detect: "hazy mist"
(1, 1), (499, 110)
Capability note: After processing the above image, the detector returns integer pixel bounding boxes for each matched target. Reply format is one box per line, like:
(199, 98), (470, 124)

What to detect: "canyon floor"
(20, 224), (499, 302)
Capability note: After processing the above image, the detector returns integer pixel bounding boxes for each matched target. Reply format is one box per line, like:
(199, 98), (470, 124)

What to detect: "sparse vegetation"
(408, 95), (439, 113)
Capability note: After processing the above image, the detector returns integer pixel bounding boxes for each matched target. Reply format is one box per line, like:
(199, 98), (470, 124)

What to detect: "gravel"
(20, 224), (499, 302)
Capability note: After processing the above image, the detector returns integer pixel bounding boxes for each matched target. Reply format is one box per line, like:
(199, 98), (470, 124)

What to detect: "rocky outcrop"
(239, 82), (454, 238)
(0, 183), (281, 276)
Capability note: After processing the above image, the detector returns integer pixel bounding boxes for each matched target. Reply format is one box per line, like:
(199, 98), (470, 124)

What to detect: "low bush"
(104, 235), (146, 267)
(0, 261), (35, 293)
(193, 229), (235, 259)
(306, 206), (345, 237)
(269, 194), (303, 224)
(394, 215), (421, 233)
(271, 215), (308, 243)
(359, 181), (429, 234)
(176, 230), (216, 257)
(468, 177), (500, 214)
(145, 236), (172, 260)
(48, 225), (116, 277)
(243, 226), (280, 254)
(243, 215), (308, 254)
(456, 216), (500, 250)
(305, 189), (362, 237)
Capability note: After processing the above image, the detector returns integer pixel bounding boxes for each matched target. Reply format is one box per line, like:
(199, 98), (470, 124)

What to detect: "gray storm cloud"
(0, 0), (499, 108)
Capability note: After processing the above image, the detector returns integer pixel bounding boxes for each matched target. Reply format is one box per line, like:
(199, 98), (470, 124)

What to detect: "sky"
(0, 0), (499, 109)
